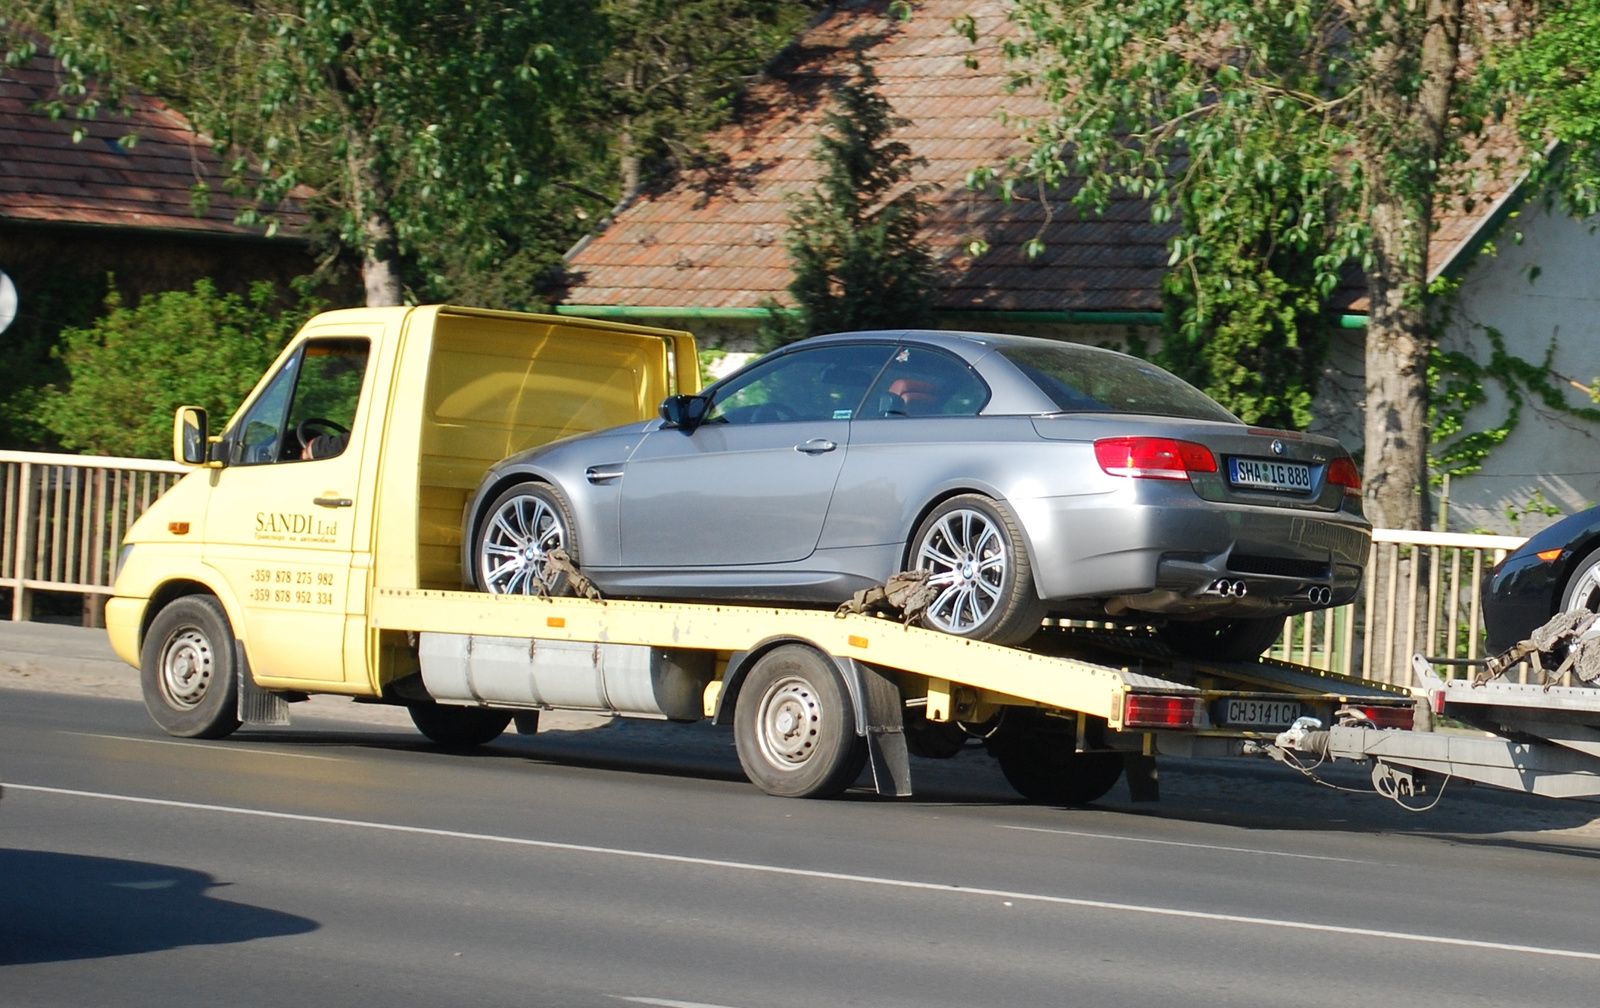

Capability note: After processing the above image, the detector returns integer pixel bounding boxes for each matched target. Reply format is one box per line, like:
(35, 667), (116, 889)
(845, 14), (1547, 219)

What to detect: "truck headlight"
(114, 544), (135, 581)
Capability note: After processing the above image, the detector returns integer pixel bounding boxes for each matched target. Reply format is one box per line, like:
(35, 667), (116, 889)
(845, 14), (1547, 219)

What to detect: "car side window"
(858, 345), (990, 419)
(228, 338), (371, 465)
(704, 344), (895, 425)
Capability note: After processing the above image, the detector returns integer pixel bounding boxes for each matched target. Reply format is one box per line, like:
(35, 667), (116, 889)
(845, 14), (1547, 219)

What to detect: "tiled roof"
(0, 48), (311, 238)
(564, 0), (1518, 317)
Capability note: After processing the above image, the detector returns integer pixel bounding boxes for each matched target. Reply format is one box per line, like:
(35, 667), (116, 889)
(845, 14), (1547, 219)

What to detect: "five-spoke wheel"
(475, 481), (580, 595)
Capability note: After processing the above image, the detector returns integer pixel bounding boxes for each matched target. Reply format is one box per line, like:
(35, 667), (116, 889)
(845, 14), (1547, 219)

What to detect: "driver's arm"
(301, 433), (350, 460)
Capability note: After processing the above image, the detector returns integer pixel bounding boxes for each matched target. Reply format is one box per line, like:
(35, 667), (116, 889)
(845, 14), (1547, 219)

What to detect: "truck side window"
(228, 338), (371, 466)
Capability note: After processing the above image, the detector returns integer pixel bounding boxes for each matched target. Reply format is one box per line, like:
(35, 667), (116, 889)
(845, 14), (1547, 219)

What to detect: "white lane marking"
(7, 782), (1599, 964)
(997, 824), (1382, 865)
(613, 997), (748, 1008)
(60, 732), (341, 762)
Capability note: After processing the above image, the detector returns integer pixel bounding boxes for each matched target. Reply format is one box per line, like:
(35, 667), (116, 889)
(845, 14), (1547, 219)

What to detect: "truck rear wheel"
(140, 595), (242, 739)
(988, 718), (1124, 805)
(407, 702), (512, 748)
(733, 645), (867, 798)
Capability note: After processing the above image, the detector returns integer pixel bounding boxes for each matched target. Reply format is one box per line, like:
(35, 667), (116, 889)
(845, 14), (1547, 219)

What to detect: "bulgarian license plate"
(1229, 457), (1312, 493)
(1221, 699), (1303, 728)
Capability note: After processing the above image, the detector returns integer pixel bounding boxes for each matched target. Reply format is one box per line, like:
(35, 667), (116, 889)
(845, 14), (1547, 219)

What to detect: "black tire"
(407, 702), (512, 748)
(987, 722), (1125, 805)
(474, 481), (581, 595)
(909, 494), (1046, 646)
(733, 645), (867, 798)
(140, 595), (242, 739)
(903, 713), (970, 759)
(1158, 616), (1284, 663)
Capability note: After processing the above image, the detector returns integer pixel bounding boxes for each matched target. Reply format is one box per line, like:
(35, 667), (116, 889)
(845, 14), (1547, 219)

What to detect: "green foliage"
(39, 280), (319, 458)
(764, 53), (935, 349)
(0, 270), (107, 450)
(1429, 325), (1600, 484)
(1493, 0), (1600, 218)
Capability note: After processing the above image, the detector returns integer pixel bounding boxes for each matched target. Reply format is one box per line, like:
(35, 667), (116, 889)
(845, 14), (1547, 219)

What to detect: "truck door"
(203, 335), (374, 683)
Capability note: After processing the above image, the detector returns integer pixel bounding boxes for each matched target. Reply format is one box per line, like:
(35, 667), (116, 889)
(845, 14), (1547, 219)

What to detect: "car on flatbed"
(465, 330), (1370, 659)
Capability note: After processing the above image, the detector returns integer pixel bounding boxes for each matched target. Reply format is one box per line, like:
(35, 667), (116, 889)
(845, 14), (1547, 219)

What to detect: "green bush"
(40, 280), (318, 459)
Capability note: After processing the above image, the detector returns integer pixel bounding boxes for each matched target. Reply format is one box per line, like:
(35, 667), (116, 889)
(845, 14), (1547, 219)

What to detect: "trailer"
(106, 304), (1412, 805)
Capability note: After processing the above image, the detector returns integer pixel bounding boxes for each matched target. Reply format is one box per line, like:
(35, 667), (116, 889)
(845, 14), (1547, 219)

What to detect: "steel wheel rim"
(480, 494), (565, 595)
(918, 508), (1006, 634)
(755, 674), (821, 770)
(160, 626), (214, 710)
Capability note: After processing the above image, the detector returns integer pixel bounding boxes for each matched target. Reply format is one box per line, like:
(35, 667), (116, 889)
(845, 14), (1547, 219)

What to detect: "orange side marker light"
(848, 635), (869, 649)
(1537, 548), (1563, 562)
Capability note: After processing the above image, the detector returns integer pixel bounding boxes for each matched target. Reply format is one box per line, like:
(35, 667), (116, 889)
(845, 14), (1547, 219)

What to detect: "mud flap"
(1124, 753), (1160, 802)
(236, 644), (290, 726)
(839, 658), (913, 797)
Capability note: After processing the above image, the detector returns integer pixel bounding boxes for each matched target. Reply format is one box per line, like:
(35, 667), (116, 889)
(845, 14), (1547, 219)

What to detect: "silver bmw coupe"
(463, 330), (1370, 660)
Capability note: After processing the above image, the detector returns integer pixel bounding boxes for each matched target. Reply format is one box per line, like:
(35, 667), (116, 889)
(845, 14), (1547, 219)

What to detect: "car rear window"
(998, 343), (1238, 423)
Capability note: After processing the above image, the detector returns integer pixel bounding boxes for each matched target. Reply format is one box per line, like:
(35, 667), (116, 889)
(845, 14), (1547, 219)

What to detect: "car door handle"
(313, 496), (353, 508)
(586, 464), (626, 484)
(795, 439), (838, 454)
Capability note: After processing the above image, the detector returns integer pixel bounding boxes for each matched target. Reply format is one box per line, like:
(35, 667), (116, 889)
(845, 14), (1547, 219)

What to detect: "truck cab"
(107, 305), (697, 725)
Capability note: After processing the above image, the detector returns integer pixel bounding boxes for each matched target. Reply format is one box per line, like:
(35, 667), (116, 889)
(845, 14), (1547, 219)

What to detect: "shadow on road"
(0, 848), (317, 966)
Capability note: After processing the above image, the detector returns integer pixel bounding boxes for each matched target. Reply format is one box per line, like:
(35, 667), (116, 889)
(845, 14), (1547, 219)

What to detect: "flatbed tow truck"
(103, 303), (1434, 805)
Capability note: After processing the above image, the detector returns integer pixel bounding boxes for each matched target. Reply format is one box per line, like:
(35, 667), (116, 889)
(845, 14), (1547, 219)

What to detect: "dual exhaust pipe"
(1204, 580), (1333, 606)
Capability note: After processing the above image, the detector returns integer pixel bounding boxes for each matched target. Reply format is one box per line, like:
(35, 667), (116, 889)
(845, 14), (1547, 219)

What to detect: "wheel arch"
(138, 574), (245, 657)
(462, 468), (559, 589)
(712, 636), (871, 735)
(900, 485), (1049, 598)
(1552, 533), (1600, 613)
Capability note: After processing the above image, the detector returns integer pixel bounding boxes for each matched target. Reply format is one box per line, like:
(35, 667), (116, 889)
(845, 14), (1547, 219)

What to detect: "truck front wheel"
(407, 702), (512, 748)
(140, 595), (242, 739)
(733, 645), (867, 798)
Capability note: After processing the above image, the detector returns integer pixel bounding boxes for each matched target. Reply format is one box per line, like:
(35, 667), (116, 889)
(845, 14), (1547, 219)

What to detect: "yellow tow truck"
(107, 305), (1413, 803)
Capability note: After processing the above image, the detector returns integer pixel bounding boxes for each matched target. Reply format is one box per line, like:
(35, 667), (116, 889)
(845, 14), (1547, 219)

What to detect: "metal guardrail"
(1, 450), (188, 624)
(1274, 529), (1527, 684)
(0, 450), (1536, 681)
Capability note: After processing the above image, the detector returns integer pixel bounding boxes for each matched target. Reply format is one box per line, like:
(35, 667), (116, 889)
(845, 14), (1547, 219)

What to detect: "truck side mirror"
(173, 406), (210, 466)
(659, 394), (708, 433)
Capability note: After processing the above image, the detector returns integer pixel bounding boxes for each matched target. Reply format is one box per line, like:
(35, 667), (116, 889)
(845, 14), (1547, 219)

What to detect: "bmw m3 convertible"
(463, 330), (1370, 660)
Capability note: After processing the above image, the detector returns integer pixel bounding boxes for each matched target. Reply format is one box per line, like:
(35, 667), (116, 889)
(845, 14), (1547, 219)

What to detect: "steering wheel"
(296, 417), (350, 451)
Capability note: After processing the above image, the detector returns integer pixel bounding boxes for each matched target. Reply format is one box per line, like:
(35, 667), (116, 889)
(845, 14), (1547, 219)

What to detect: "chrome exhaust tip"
(1204, 579), (1249, 598)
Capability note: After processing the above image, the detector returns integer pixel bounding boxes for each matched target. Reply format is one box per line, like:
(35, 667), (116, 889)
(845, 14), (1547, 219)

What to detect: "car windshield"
(998, 342), (1238, 423)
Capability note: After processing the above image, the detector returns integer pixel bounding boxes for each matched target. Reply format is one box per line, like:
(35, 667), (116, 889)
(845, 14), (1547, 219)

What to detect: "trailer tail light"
(1358, 705), (1415, 730)
(1095, 438), (1217, 480)
(1327, 457), (1362, 496)
(1123, 694), (1206, 728)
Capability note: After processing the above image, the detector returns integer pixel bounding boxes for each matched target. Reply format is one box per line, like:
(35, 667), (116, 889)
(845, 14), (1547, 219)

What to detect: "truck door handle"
(796, 439), (837, 455)
(586, 464), (625, 484)
(313, 496), (353, 508)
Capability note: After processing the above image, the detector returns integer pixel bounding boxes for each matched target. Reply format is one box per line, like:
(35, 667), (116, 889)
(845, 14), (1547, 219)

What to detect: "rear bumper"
(1020, 493), (1369, 615)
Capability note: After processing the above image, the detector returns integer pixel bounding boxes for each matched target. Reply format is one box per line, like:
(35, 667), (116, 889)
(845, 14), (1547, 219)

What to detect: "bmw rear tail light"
(1327, 457), (1362, 496)
(1122, 694), (1206, 728)
(1094, 437), (1217, 480)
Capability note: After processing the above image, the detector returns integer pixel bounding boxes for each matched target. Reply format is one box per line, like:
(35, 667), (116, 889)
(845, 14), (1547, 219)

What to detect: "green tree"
(765, 52), (936, 348)
(39, 280), (316, 458)
(984, 0), (1486, 529)
(600, 0), (819, 197)
(1494, 0), (1600, 218)
(3, 1), (605, 308)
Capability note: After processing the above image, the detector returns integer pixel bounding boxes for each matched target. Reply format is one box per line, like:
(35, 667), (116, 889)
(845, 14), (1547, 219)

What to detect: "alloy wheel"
(917, 507), (1007, 634)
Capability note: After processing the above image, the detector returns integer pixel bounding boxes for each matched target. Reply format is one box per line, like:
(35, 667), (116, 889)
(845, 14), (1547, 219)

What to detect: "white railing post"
(11, 460), (34, 621)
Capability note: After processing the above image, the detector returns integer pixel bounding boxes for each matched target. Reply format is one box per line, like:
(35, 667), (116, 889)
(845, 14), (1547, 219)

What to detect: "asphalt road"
(5, 678), (1600, 1006)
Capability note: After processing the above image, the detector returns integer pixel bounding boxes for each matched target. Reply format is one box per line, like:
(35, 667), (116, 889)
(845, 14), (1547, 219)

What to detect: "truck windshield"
(997, 342), (1238, 423)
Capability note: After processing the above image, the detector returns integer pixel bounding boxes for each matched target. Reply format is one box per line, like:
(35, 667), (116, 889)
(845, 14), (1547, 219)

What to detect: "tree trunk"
(347, 136), (404, 308)
(1354, 0), (1464, 531)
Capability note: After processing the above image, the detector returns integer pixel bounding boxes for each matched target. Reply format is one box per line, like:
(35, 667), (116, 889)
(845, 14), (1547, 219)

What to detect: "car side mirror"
(173, 406), (211, 466)
(659, 394), (708, 433)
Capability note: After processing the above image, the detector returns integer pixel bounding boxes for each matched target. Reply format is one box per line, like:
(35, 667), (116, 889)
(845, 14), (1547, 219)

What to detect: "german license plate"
(1221, 699), (1302, 728)
(1229, 457), (1312, 493)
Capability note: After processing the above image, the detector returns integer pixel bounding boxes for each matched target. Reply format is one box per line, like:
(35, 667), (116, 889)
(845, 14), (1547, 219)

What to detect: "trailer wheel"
(734, 645), (867, 798)
(407, 702), (512, 748)
(475, 481), (580, 596)
(1158, 615), (1284, 663)
(140, 595), (242, 739)
(988, 725), (1125, 805)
